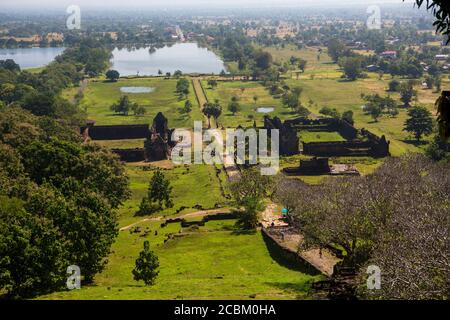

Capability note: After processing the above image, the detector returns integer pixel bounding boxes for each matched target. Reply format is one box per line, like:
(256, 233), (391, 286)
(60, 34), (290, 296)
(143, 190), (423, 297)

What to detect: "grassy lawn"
(40, 219), (321, 300)
(118, 164), (229, 228)
(202, 80), (296, 128)
(67, 77), (204, 128)
(94, 139), (146, 149)
(299, 131), (346, 143)
(37, 161), (321, 300)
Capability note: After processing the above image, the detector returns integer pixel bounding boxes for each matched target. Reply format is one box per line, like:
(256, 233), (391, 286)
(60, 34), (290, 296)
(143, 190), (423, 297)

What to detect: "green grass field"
(41, 218), (321, 300)
(299, 131), (346, 143)
(202, 80), (297, 128)
(67, 77), (204, 127)
(118, 164), (229, 228)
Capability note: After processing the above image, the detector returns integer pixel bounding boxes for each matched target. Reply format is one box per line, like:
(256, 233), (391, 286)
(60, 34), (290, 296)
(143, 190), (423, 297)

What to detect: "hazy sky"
(0, 0), (416, 9)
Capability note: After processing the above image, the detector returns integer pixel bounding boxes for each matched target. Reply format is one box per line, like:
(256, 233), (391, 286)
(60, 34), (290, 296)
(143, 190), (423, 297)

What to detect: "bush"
(137, 197), (160, 216)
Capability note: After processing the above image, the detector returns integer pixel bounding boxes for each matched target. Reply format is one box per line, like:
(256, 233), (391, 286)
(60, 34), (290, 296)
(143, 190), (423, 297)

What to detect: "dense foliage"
(275, 154), (449, 300)
(0, 108), (130, 298)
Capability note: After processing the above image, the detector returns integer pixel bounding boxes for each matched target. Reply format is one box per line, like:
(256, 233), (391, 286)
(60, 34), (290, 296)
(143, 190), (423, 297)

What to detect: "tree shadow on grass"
(264, 280), (315, 297)
(402, 139), (428, 147)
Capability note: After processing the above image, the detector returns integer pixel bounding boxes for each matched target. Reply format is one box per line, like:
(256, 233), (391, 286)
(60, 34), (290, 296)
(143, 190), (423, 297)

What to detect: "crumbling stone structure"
(80, 112), (176, 162)
(144, 112), (176, 161)
(263, 116), (299, 156)
(284, 157), (331, 175)
(264, 116), (390, 158)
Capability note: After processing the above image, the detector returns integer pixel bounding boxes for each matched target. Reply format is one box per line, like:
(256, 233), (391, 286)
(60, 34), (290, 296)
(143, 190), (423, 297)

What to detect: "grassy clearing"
(202, 80), (296, 128)
(299, 131), (346, 143)
(66, 77), (203, 127)
(40, 219), (321, 300)
(94, 139), (146, 149)
(117, 164), (229, 228)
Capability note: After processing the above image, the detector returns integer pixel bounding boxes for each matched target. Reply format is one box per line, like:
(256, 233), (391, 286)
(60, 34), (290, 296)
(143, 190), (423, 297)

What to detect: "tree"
(207, 79), (218, 90)
(320, 106), (340, 119)
(295, 105), (310, 118)
(298, 59), (307, 73)
(105, 70), (120, 82)
(411, 1), (450, 44)
(176, 79), (190, 98)
(367, 103), (382, 122)
(388, 79), (401, 92)
(404, 106), (434, 141)
(229, 168), (273, 230)
(228, 101), (241, 115)
(342, 110), (354, 125)
(400, 82), (417, 108)
(132, 241), (159, 286)
(275, 154), (449, 300)
(174, 70), (183, 78)
(0, 59), (20, 73)
(426, 133), (450, 163)
(179, 100), (192, 115)
(0, 195), (67, 298)
(110, 96), (136, 116)
(253, 50), (273, 70)
(146, 169), (173, 210)
(341, 56), (362, 81)
(327, 38), (346, 62)
(253, 95), (258, 106)
(133, 105), (146, 116)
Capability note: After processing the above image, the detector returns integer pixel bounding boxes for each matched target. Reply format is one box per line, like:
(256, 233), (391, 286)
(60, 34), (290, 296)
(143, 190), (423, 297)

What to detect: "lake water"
(257, 107), (275, 113)
(120, 87), (155, 93)
(0, 47), (66, 69)
(111, 43), (226, 76)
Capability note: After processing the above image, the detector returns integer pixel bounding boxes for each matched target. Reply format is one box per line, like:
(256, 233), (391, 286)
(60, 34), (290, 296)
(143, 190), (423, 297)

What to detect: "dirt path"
(192, 78), (216, 128)
(119, 208), (232, 232)
(70, 79), (88, 105)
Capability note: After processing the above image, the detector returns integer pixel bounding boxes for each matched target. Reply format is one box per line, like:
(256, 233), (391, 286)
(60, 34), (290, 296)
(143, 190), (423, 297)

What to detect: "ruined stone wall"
(303, 130), (390, 158)
(264, 116), (389, 158)
(80, 125), (150, 141)
(111, 148), (146, 162)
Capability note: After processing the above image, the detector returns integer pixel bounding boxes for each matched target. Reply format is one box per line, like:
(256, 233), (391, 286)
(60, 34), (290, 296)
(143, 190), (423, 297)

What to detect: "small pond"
(257, 107), (275, 113)
(120, 87), (155, 93)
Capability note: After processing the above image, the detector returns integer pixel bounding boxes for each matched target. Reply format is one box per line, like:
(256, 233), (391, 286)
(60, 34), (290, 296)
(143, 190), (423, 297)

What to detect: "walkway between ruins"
(119, 208), (232, 232)
(261, 203), (340, 277)
(192, 78), (216, 128)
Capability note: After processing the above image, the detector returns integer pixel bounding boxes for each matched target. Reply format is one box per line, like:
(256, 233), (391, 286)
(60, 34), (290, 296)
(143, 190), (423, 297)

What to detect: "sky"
(0, 0), (416, 10)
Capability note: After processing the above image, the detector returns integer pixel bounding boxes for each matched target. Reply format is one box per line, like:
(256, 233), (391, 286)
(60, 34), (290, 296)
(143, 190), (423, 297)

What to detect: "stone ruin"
(284, 157), (360, 176)
(80, 112), (176, 162)
(263, 116), (299, 155)
(264, 116), (390, 158)
(144, 112), (177, 161)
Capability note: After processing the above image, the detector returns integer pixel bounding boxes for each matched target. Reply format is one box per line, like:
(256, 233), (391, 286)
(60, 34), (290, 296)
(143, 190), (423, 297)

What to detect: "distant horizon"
(0, 0), (417, 10)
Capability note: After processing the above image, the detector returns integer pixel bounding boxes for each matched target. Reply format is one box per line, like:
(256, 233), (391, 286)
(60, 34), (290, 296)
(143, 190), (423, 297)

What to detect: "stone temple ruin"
(264, 115), (390, 176)
(80, 112), (176, 162)
(264, 116), (390, 158)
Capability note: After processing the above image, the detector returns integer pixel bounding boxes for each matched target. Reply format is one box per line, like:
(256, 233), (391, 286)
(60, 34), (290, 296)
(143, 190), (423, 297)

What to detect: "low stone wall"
(111, 148), (146, 162)
(303, 130), (390, 158)
(261, 228), (323, 276)
(81, 124), (150, 140)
